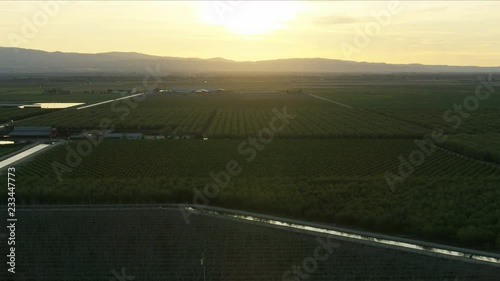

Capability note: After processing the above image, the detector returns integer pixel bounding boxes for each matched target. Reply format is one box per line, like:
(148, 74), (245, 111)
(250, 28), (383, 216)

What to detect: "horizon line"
(2, 46), (499, 69)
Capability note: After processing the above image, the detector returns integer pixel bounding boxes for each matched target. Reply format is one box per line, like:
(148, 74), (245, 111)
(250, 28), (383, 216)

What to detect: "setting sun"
(198, 1), (307, 36)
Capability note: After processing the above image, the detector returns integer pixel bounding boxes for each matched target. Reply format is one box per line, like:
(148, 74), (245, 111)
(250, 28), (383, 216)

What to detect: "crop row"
(368, 108), (500, 134)
(204, 108), (427, 138)
(17, 107), (214, 134)
(440, 133), (500, 164)
(0, 107), (56, 123)
(17, 105), (430, 138)
(16, 139), (500, 179)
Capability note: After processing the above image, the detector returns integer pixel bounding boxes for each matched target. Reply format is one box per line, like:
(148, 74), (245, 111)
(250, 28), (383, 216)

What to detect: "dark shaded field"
(1, 207), (499, 281)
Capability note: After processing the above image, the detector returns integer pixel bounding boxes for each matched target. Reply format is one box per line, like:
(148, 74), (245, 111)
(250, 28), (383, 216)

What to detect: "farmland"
(15, 94), (428, 138)
(442, 134), (500, 164)
(0, 107), (57, 123)
(368, 108), (500, 134)
(15, 139), (500, 179)
(0, 95), (130, 124)
(306, 82), (500, 109)
(2, 207), (498, 281)
(0, 92), (123, 104)
(7, 139), (500, 249)
(307, 83), (500, 134)
(3, 74), (500, 252)
(0, 143), (24, 157)
(4, 1), (500, 278)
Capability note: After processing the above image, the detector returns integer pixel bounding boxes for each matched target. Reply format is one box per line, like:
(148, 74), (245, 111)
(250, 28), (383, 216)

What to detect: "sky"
(1, 1), (499, 66)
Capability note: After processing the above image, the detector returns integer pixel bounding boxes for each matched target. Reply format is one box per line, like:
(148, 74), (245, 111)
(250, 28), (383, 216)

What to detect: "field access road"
(12, 204), (500, 268)
(0, 141), (63, 171)
(1, 93), (144, 131)
(308, 94), (354, 109)
(76, 93), (144, 110)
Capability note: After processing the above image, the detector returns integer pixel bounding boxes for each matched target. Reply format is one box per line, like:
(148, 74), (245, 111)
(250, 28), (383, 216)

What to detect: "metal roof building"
(102, 133), (143, 140)
(8, 126), (55, 138)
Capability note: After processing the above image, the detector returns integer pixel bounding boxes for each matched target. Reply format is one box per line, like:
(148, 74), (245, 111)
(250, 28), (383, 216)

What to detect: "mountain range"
(1, 47), (499, 74)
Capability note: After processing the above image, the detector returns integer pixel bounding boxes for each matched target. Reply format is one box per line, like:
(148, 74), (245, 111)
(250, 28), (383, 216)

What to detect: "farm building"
(102, 133), (123, 139)
(110, 89), (134, 95)
(8, 126), (56, 138)
(144, 135), (165, 140)
(69, 131), (97, 140)
(0, 103), (42, 108)
(125, 133), (143, 140)
(101, 133), (143, 140)
(169, 87), (223, 94)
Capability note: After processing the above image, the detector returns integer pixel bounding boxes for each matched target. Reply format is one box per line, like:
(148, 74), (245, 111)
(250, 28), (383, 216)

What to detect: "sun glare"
(199, 1), (307, 36)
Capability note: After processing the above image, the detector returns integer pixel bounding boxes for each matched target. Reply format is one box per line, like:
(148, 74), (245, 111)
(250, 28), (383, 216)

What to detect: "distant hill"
(1, 47), (499, 74)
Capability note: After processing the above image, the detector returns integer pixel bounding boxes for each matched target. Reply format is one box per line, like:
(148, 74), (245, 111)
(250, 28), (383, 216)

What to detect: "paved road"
(0, 143), (49, 170)
(0, 140), (63, 171)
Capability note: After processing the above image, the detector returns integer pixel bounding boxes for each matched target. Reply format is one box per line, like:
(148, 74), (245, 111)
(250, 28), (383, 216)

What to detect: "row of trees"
(440, 135), (500, 165)
(3, 175), (500, 250)
(18, 105), (433, 138)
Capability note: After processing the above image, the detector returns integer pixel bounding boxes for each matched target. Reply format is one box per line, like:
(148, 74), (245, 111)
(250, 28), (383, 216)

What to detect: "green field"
(15, 94), (428, 138)
(0, 88), (125, 123)
(0, 107), (58, 123)
(3, 74), (500, 251)
(0, 143), (25, 157)
(17, 139), (500, 179)
(443, 134), (500, 164)
(368, 108), (500, 134)
(307, 83), (500, 109)
(9, 139), (500, 249)
(309, 83), (500, 136)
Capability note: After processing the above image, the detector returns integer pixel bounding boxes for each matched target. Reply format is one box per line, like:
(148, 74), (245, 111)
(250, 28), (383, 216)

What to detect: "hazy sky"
(1, 1), (499, 66)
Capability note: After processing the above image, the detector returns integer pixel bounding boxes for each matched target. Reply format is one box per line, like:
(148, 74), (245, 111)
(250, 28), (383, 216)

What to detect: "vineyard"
(2, 207), (499, 281)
